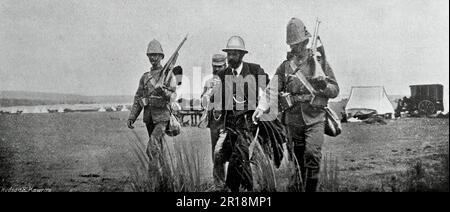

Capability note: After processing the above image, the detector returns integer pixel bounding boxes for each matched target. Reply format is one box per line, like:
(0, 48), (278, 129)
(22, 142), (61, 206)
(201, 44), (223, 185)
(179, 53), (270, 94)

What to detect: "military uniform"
(215, 61), (269, 192)
(129, 65), (177, 123)
(257, 18), (339, 192)
(128, 40), (177, 186)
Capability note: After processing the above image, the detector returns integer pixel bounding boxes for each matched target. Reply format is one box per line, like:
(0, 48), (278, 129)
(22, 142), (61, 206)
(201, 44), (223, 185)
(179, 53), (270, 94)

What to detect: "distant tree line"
(0, 98), (94, 107)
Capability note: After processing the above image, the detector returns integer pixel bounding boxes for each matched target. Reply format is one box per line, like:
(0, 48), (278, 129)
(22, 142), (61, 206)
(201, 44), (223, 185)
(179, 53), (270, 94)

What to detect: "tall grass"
(127, 133), (152, 191)
(219, 127), (279, 192)
(249, 130), (278, 192)
(383, 157), (449, 192)
(281, 149), (340, 192)
(274, 141), (304, 192)
(126, 129), (345, 192)
(403, 160), (430, 192)
(127, 130), (209, 192)
(319, 153), (340, 192)
(285, 153), (305, 192)
(171, 143), (208, 192)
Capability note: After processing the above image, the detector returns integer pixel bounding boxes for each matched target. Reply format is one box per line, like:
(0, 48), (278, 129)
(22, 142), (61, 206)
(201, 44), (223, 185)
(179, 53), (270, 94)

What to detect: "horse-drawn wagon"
(396, 84), (444, 116)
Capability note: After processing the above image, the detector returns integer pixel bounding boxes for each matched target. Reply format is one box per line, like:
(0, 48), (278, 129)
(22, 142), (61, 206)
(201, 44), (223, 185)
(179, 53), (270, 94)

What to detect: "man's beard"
(228, 59), (242, 69)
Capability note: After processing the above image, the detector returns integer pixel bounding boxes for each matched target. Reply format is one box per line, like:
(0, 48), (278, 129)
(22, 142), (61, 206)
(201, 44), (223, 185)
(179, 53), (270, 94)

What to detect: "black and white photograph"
(0, 0), (448, 196)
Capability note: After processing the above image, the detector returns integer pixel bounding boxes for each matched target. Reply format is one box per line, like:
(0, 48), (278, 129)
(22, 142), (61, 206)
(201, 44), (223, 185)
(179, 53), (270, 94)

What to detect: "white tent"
(98, 106), (106, 112)
(345, 86), (395, 117)
(10, 107), (18, 114)
(120, 105), (129, 111)
(58, 107), (65, 113)
(33, 107), (42, 113)
(22, 108), (31, 114)
(40, 107), (49, 113)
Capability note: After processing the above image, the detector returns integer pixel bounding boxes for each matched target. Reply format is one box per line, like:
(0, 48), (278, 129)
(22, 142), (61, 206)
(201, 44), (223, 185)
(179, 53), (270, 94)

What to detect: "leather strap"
(290, 94), (313, 103)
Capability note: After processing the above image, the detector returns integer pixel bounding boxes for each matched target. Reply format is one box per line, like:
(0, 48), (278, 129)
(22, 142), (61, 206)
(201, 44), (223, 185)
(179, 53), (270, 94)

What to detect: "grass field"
(0, 112), (448, 192)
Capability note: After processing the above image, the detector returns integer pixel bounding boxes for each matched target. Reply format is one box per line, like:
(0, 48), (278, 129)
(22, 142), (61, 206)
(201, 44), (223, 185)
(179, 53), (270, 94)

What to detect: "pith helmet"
(212, 54), (226, 66)
(146, 39), (164, 58)
(222, 36), (248, 53)
(286, 18), (311, 45)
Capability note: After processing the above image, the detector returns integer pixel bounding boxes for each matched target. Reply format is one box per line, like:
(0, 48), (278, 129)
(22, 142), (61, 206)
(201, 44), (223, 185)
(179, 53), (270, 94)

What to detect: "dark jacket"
(215, 62), (270, 116)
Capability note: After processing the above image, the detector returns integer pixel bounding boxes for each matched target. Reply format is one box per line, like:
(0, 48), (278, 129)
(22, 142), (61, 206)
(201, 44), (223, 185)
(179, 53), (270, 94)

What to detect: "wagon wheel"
(418, 100), (436, 115)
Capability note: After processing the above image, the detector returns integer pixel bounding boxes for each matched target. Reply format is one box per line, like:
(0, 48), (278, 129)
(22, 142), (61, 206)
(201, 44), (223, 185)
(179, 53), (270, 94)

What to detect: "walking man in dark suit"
(213, 35), (270, 192)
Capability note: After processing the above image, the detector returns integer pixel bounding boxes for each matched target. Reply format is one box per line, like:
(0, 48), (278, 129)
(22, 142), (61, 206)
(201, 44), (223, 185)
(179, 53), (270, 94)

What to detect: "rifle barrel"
(174, 35), (188, 54)
(311, 18), (320, 54)
(160, 35), (188, 82)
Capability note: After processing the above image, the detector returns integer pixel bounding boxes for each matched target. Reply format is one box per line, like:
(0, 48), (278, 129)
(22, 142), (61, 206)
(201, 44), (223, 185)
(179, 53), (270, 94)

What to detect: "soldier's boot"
(225, 161), (241, 192)
(305, 168), (320, 192)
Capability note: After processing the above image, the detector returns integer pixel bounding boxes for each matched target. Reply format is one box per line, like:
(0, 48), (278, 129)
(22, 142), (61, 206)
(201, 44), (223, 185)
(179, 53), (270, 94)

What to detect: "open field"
(0, 112), (448, 192)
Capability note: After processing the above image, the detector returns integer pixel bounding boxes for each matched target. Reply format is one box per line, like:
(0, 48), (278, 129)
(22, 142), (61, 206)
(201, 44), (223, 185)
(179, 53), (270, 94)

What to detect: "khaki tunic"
(129, 65), (177, 124)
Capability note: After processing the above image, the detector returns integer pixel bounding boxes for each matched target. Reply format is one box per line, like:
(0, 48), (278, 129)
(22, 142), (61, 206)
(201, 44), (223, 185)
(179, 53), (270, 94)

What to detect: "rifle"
(309, 18), (322, 63)
(157, 34), (188, 86)
(290, 18), (327, 107)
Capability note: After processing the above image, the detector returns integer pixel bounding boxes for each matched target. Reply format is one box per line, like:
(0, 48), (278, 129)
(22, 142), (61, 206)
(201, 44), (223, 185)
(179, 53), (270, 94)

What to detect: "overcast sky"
(1, 0), (448, 105)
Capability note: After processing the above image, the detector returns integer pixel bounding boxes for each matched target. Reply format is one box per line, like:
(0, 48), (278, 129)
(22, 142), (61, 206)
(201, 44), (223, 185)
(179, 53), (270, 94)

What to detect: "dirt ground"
(0, 112), (448, 192)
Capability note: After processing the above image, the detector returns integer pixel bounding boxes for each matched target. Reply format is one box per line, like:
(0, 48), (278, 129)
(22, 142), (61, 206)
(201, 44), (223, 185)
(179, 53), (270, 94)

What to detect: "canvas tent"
(10, 107), (18, 114)
(33, 107), (42, 113)
(120, 105), (129, 111)
(41, 107), (49, 113)
(345, 86), (395, 118)
(98, 106), (106, 112)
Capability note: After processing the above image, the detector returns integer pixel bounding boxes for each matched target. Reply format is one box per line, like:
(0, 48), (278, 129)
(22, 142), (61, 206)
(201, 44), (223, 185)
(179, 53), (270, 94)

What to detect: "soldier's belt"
(279, 94), (313, 112)
(291, 94), (313, 103)
(139, 96), (167, 108)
